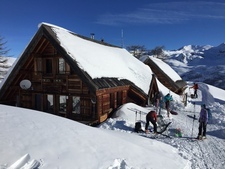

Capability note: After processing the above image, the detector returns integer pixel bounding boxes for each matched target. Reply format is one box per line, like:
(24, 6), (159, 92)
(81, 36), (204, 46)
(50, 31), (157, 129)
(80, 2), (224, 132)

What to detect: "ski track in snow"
(155, 85), (225, 169)
(157, 134), (225, 169)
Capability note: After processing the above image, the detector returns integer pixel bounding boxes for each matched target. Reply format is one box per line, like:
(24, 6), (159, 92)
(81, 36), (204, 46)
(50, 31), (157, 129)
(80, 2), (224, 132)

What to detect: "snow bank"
(0, 104), (189, 169)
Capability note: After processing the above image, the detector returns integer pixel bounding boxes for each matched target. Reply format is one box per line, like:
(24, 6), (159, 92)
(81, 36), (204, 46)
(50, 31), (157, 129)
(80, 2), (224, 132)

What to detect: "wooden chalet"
(144, 56), (187, 95)
(0, 23), (158, 125)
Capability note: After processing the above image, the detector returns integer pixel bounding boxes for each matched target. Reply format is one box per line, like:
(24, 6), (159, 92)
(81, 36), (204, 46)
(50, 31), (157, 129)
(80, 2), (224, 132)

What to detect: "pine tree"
(150, 46), (167, 60)
(126, 45), (146, 59)
(0, 35), (9, 63)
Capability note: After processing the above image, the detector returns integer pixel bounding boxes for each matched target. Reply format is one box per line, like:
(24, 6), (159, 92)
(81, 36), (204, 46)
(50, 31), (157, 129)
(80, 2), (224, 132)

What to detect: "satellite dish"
(20, 79), (32, 90)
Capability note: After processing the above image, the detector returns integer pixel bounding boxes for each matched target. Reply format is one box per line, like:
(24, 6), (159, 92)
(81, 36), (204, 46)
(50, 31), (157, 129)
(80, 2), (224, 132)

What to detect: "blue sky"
(1, 0), (225, 57)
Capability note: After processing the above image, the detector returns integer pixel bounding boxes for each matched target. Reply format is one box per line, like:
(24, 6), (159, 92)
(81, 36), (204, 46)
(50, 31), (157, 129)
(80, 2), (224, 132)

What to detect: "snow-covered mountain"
(164, 43), (225, 90)
(0, 56), (16, 83)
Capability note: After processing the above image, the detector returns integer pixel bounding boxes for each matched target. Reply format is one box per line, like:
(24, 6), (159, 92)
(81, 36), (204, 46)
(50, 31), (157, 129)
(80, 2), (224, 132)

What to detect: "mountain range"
(164, 43), (225, 90)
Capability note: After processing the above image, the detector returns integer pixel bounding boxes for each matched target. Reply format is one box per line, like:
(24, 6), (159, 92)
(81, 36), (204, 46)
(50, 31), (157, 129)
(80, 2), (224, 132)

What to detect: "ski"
(140, 132), (171, 139)
(157, 122), (172, 134)
(174, 136), (206, 141)
(156, 132), (172, 138)
(138, 132), (158, 139)
(187, 115), (198, 120)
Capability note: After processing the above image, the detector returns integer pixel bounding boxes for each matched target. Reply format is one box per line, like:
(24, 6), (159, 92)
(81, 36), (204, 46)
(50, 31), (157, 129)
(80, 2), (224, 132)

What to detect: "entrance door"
(35, 94), (42, 111)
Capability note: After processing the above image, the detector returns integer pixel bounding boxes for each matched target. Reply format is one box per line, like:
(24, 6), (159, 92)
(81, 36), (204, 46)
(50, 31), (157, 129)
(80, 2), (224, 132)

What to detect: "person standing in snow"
(158, 96), (164, 115)
(164, 93), (173, 117)
(190, 83), (198, 98)
(145, 110), (157, 134)
(154, 92), (162, 115)
(197, 104), (208, 139)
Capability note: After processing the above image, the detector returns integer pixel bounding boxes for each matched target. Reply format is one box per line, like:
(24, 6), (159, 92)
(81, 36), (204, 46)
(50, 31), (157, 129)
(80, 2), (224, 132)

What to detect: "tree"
(0, 35), (10, 63)
(150, 46), (167, 60)
(127, 45), (147, 59)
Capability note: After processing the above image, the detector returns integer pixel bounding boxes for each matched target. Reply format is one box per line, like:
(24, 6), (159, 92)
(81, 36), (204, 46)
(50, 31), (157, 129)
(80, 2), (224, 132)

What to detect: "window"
(46, 59), (52, 74)
(34, 58), (42, 75)
(47, 94), (53, 113)
(37, 58), (42, 72)
(58, 58), (65, 74)
(72, 96), (80, 114)
(59, 95), (67, 114)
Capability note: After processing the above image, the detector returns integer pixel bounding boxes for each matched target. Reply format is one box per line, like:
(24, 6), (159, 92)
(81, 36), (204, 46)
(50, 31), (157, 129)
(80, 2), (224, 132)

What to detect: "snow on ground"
(100, 82), (225, 169)
(1, 82), (225, 169)
(0, 104), (189, 169)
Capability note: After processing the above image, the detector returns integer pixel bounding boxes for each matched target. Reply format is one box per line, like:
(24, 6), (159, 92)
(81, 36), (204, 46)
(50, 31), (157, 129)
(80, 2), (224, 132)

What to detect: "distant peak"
(218, 43), (225, 47)
(178, 44), (213, 52)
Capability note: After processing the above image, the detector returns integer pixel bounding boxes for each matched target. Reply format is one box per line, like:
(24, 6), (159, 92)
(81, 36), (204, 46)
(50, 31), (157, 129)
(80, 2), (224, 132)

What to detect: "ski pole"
(191, 102), (196, 138)
(135, 111), (137, 123)
(139, 111), (141, 121)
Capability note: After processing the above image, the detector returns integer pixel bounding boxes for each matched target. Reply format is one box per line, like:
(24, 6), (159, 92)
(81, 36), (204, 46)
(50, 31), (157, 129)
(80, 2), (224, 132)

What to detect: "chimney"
(90, 33), (95, 39)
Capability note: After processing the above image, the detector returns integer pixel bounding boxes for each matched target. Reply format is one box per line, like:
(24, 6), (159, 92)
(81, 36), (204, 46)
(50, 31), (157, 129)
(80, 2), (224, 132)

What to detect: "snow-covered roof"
(149, 56), (182, 82)
(0, 23), (153, 95)
(140, 55), (186, 94)
(42, 23), (153, 94)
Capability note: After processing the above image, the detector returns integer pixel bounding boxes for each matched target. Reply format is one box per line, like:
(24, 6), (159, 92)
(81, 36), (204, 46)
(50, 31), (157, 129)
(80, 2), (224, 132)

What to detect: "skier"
(145, 110), (157, 134)
(197, 104), (208, 139)
(164, 93), (173, 117)
(190, 83), (198, 98)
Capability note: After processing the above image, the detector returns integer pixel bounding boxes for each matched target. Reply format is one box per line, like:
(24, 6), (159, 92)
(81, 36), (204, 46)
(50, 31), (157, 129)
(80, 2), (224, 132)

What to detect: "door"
(35, 94), (42, 111)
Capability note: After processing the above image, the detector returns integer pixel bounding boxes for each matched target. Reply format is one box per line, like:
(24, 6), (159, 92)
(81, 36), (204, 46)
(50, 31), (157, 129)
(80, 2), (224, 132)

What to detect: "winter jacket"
(146, 111), (157, 122)
(191, 83), (198, 90)
(199, 108), (208, 123)
(164, 94), (173, 102)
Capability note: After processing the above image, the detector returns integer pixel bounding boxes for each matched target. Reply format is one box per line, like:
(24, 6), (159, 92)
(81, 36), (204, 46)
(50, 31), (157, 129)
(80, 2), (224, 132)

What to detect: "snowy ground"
(0, 106), (188, 169)
(99, 82), (225, 169)
(1, 82), (225, 169)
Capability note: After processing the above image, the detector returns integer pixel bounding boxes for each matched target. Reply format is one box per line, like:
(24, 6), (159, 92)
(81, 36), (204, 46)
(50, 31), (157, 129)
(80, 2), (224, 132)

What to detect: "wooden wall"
(1, 35), (149, 125)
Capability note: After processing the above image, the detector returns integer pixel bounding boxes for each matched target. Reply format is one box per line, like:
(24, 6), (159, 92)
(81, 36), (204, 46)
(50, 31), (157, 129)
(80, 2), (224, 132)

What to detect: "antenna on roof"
(121, 29), (124, 48)
(90, 33), (95, 39)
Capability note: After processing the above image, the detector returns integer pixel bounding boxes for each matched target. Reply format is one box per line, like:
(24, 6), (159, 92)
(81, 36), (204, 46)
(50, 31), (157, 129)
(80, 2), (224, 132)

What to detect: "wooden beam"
(35, 38), (48, 53)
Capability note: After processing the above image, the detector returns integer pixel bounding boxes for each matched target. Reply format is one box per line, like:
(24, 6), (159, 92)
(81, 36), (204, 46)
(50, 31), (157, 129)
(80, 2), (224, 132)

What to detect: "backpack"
(164, 94), (172, 102)
(207, 108), (212, 122)
(134, 122), (142, 133)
